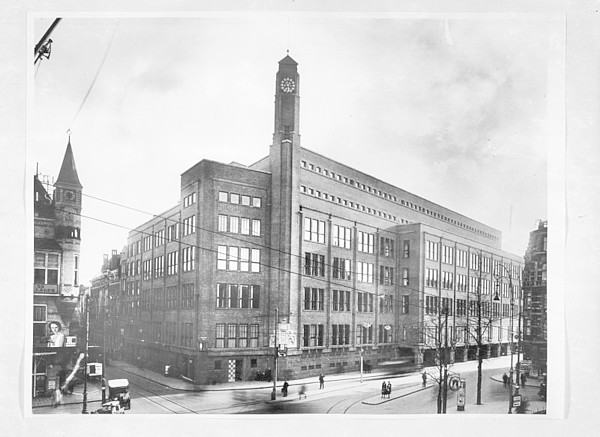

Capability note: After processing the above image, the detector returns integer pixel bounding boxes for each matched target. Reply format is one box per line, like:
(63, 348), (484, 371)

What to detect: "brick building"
(116, 55), (523, 384)
(522, 220), (548, 376)
(32, 140), (83, 397)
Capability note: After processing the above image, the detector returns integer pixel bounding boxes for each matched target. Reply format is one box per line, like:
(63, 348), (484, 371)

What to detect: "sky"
(30, 13), (558, 285)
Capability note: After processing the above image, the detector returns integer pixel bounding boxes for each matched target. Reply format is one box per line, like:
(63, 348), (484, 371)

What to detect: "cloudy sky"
(30, 13), (559, 284)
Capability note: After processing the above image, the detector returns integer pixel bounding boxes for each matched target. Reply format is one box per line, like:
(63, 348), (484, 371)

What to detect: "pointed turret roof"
(55, 140), (82, 189)
(278, 54), (298, 66)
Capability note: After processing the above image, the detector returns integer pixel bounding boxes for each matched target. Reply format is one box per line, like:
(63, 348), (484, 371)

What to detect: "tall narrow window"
(74, 255), (79, 286)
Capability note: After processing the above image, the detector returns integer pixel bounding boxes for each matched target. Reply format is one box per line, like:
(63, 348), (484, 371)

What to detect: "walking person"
(319, 373), (325, 389)
(299, 384), (307, 400)
(422, 371), (427, 388)
(520, 373), (527, 388)
(386, 381), (392, 399)
(502, 373), (508, 387)
(381, 381), (387, 399)
(282, 380), (289, 397)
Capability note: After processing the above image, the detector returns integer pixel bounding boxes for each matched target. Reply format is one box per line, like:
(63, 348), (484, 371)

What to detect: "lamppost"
(494, 263), (521, 414)
(82, 294), (90, 414)
(101, 275), (108, 404)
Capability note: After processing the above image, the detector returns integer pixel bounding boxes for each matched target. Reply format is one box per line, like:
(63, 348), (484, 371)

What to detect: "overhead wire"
(54, 200), (522, 338)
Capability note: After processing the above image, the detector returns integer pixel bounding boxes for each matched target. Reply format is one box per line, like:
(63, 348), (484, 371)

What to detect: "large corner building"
(116, 55), (523, 384)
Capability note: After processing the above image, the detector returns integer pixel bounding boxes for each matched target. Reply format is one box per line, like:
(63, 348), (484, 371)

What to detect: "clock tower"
(269, 54), (302, 339)
(54, 139), (83, 297)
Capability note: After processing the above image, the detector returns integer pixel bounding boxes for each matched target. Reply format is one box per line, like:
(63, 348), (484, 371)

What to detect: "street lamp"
(493, 263), (521, 414)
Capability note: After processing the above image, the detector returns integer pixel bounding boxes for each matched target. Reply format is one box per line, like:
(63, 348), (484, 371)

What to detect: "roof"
(278, 54), (298, 66)
(55, 140), (82, 189)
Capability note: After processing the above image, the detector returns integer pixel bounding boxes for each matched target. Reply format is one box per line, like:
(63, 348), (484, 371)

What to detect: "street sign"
(513, 394), (522, 407)
(449, 375), (461, 391)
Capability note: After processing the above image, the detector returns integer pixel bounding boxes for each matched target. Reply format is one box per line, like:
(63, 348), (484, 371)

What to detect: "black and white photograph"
(3, 2), (600, 437)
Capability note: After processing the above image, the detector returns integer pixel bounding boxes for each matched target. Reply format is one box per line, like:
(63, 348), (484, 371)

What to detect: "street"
(32, 356), (545, 415)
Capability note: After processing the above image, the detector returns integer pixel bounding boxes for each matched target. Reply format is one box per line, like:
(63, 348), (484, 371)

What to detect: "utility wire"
(54, 204), (522, 336)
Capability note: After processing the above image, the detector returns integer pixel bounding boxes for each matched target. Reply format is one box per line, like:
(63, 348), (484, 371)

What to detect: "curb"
(362, 384), (432, 405)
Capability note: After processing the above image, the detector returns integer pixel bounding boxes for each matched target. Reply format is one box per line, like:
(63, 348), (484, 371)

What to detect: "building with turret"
(116, 55), (523, 384)
(32, 140), (83, 397)
(522, 220), (548, 376)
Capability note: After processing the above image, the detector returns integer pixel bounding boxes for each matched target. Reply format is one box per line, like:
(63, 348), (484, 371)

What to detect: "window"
(456, 274), (467, 292)
(154, 255), (164, 278)
(357, 292), (374, 312)
(304, 287), (325, 311)
(155, 230), (165, 247)
(241, 195), (251, 206)
(378, 325), (394, 343)
(402, 268), (409, 286)
(332, 290), (351, 312)
(357, 231), (374, 253)
(426, 241), (439, 261)
(356, 262), (374, 283)
(183, 192), (196, 208)
(331, 324), (350, 346)
(456, 299), (466, 316)
(469, 276), (479, 293)
(442, 245), (454, 265)
(303, 324), (324, 347)
(356, 324), (373, 344)
(167, 223), (179, 242)
(216, 323), (225, 348)
(218, 215), (228, 232)
(425, 295), (438, 315)
(471, 253), (481, 270)
(219, 191), (228, 202)
(425, 268), (438, 288)
(183, 215), (196, 236)
(74, 255), (79, 286)
(251, 219), (261, 236)
(250, 324), (259, 347)
(34, 252), (59, 285)
(442, 271), (454, 290)
(240, 285), (260, 309)
(142, 260), (152, 280)
(182, 246), (195, 272)
(167, 251), (179, 275)
(332, 225), (352, 249)
(229, 247), (239, 271)
(379, 266), (394, 285)
(304, 217), (326, 243)
(181, 284), (194, 308)
(379, 295), (393, 313)
(304, 252), (325, 277)
(251, 249), (260, 272)
(441, 298), (453, 315)
(227, 324), (237, 348)
(181, 322), (193, 348)
(229, 216), (239, 233)
(401, 295), (409, 314)
(217, 246), (260, 272)
(230, 193), (240, 204)
(217, 284), (260, 309)
(380, 237), (394, 257)
(456, 249), (467, 267)
(252, 197), (261, 208)
(333, 257), (351, 280)
(33, 304), (47, 338)
(403, 240), (410, 258)
(238, 324), (248, 347)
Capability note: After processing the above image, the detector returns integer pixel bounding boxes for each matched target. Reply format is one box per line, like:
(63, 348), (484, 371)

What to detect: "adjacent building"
(522, 220), (548, 376)
(32, 140), (83, 397)
(116, 55), (523, 384)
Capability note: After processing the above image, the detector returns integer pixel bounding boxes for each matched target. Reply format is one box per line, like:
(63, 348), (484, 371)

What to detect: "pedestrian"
(422, 371), (427, 388)
(319, 373), (325, 389)
(282, 380), (289, 397)
(381, 381), (387, 399)
(502, 373), (508, 387)
(386, 381), (392, 399)
(520, 373), (527, 387)
(299, 384), (307, 399)
(52, 388), (63, 408)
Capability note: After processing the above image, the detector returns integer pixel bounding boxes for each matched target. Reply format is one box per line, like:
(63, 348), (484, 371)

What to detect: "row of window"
(300, 159), (499, 241)
(303, 288), (407, 314)
(215, 323), (260, 348)
(135, 283), (195, 310)
(300, 160), (498, 240)
(216, 284), (260, 309)
(218, 191), (262, 208)
(302, 323), (395, 347)
(424, 295), (511, 318)
(217, 246), (261, 272)
(136, 222), (183, 255)
(425, 268), (518, 297)
(218, 215), (261, 236)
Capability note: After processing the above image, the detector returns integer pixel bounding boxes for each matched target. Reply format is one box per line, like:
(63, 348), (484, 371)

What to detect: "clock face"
(280, 77), (295, 93)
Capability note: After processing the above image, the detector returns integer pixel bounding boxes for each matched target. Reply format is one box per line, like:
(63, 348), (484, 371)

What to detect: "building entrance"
(228, 359), (243, 382)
